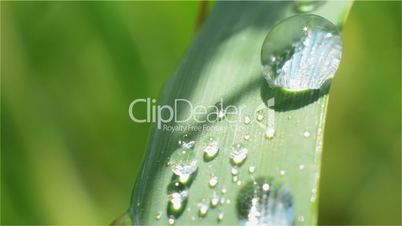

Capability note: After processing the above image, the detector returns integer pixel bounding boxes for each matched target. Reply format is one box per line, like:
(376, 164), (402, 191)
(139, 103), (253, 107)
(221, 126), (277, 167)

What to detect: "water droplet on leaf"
(230, 144), (248, 166)
(256, 111), (264, 121)
(265, 127), (275, 139)
(198, 203), (209, 217)
(178, 134), (195, 149)
(244, 116), (251, 125)
(168, 147), (198, 182)
(231, 167), (239, 176)
(167, 190), (188, 217)
(203, 137), (220, 161)
(248, 166), (256, 174)
(236, 178), (295, 226)
(210, 193), (220, 208)
(218, 211), (224, 222)
(261, 14), (343, 91)
(209, 176), (219, 188)
(155, 211), (162, 220)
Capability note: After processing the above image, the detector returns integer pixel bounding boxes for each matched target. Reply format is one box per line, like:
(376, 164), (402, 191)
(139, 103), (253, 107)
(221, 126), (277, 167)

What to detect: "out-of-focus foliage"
(1, 1), (400, 225)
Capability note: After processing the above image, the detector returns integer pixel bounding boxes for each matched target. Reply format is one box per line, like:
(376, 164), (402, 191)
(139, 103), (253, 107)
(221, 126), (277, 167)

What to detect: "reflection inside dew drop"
(261, 14), (343, 91)
(237, 178), (295, 226)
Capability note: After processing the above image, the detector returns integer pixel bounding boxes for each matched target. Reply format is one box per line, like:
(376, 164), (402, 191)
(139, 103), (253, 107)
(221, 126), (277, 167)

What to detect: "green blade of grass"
(128, 1), (353, 225)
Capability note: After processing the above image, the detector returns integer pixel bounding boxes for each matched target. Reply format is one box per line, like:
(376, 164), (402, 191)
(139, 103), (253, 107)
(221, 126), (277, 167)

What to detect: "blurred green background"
(1, 1), (400, 225)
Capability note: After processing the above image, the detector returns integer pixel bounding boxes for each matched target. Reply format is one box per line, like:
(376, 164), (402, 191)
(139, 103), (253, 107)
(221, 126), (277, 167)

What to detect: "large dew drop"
(261, 14), (343, 91)
(168, 147), (198, 183)
(236, 178), (295, 226)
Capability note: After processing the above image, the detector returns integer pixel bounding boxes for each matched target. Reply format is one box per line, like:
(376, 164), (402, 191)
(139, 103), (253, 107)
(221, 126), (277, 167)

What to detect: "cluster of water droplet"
(168, 135), (198, 183)
(164, 135), (199, 223)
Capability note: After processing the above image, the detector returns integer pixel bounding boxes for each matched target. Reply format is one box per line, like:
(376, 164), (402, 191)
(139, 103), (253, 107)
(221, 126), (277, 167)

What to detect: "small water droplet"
(265, 127), (275, 139)
(310, 188), (318, 202)
(226, 199), (231, 204)
(155, 211), (162, 220)
(294, 0), (325, 12)
(310, 194), (317, 203)
(244, 116), (251, 125)
(210, 194), (220, 208)
(256, 111), (264, 121)
(248, 166), (256, 174)
(232, 176), (239, 183)
(178, 134), (195, 149)
(299, 164), (305, 170)
(237, 180), (242, 186)
(167, 190), (188, 216)
(222, 188), (227, 194)
(244, 135), (250, 141)
(279, 170), (286, 176)
(168, 218), (175, 225)
(237, 178), (295, 226)
(304, 130), (311, 137)
(168, 147), (198, 182)
(261, 14), (343, 91)
(262, 183), (270, 191)
(203, 137), (220, 161)
(218, 211), (224, 222)
(209, 176), (219, 188)
(231, 168), (239, 176)
(198, 203), (209, 217)
(230, 144), (248, 166)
